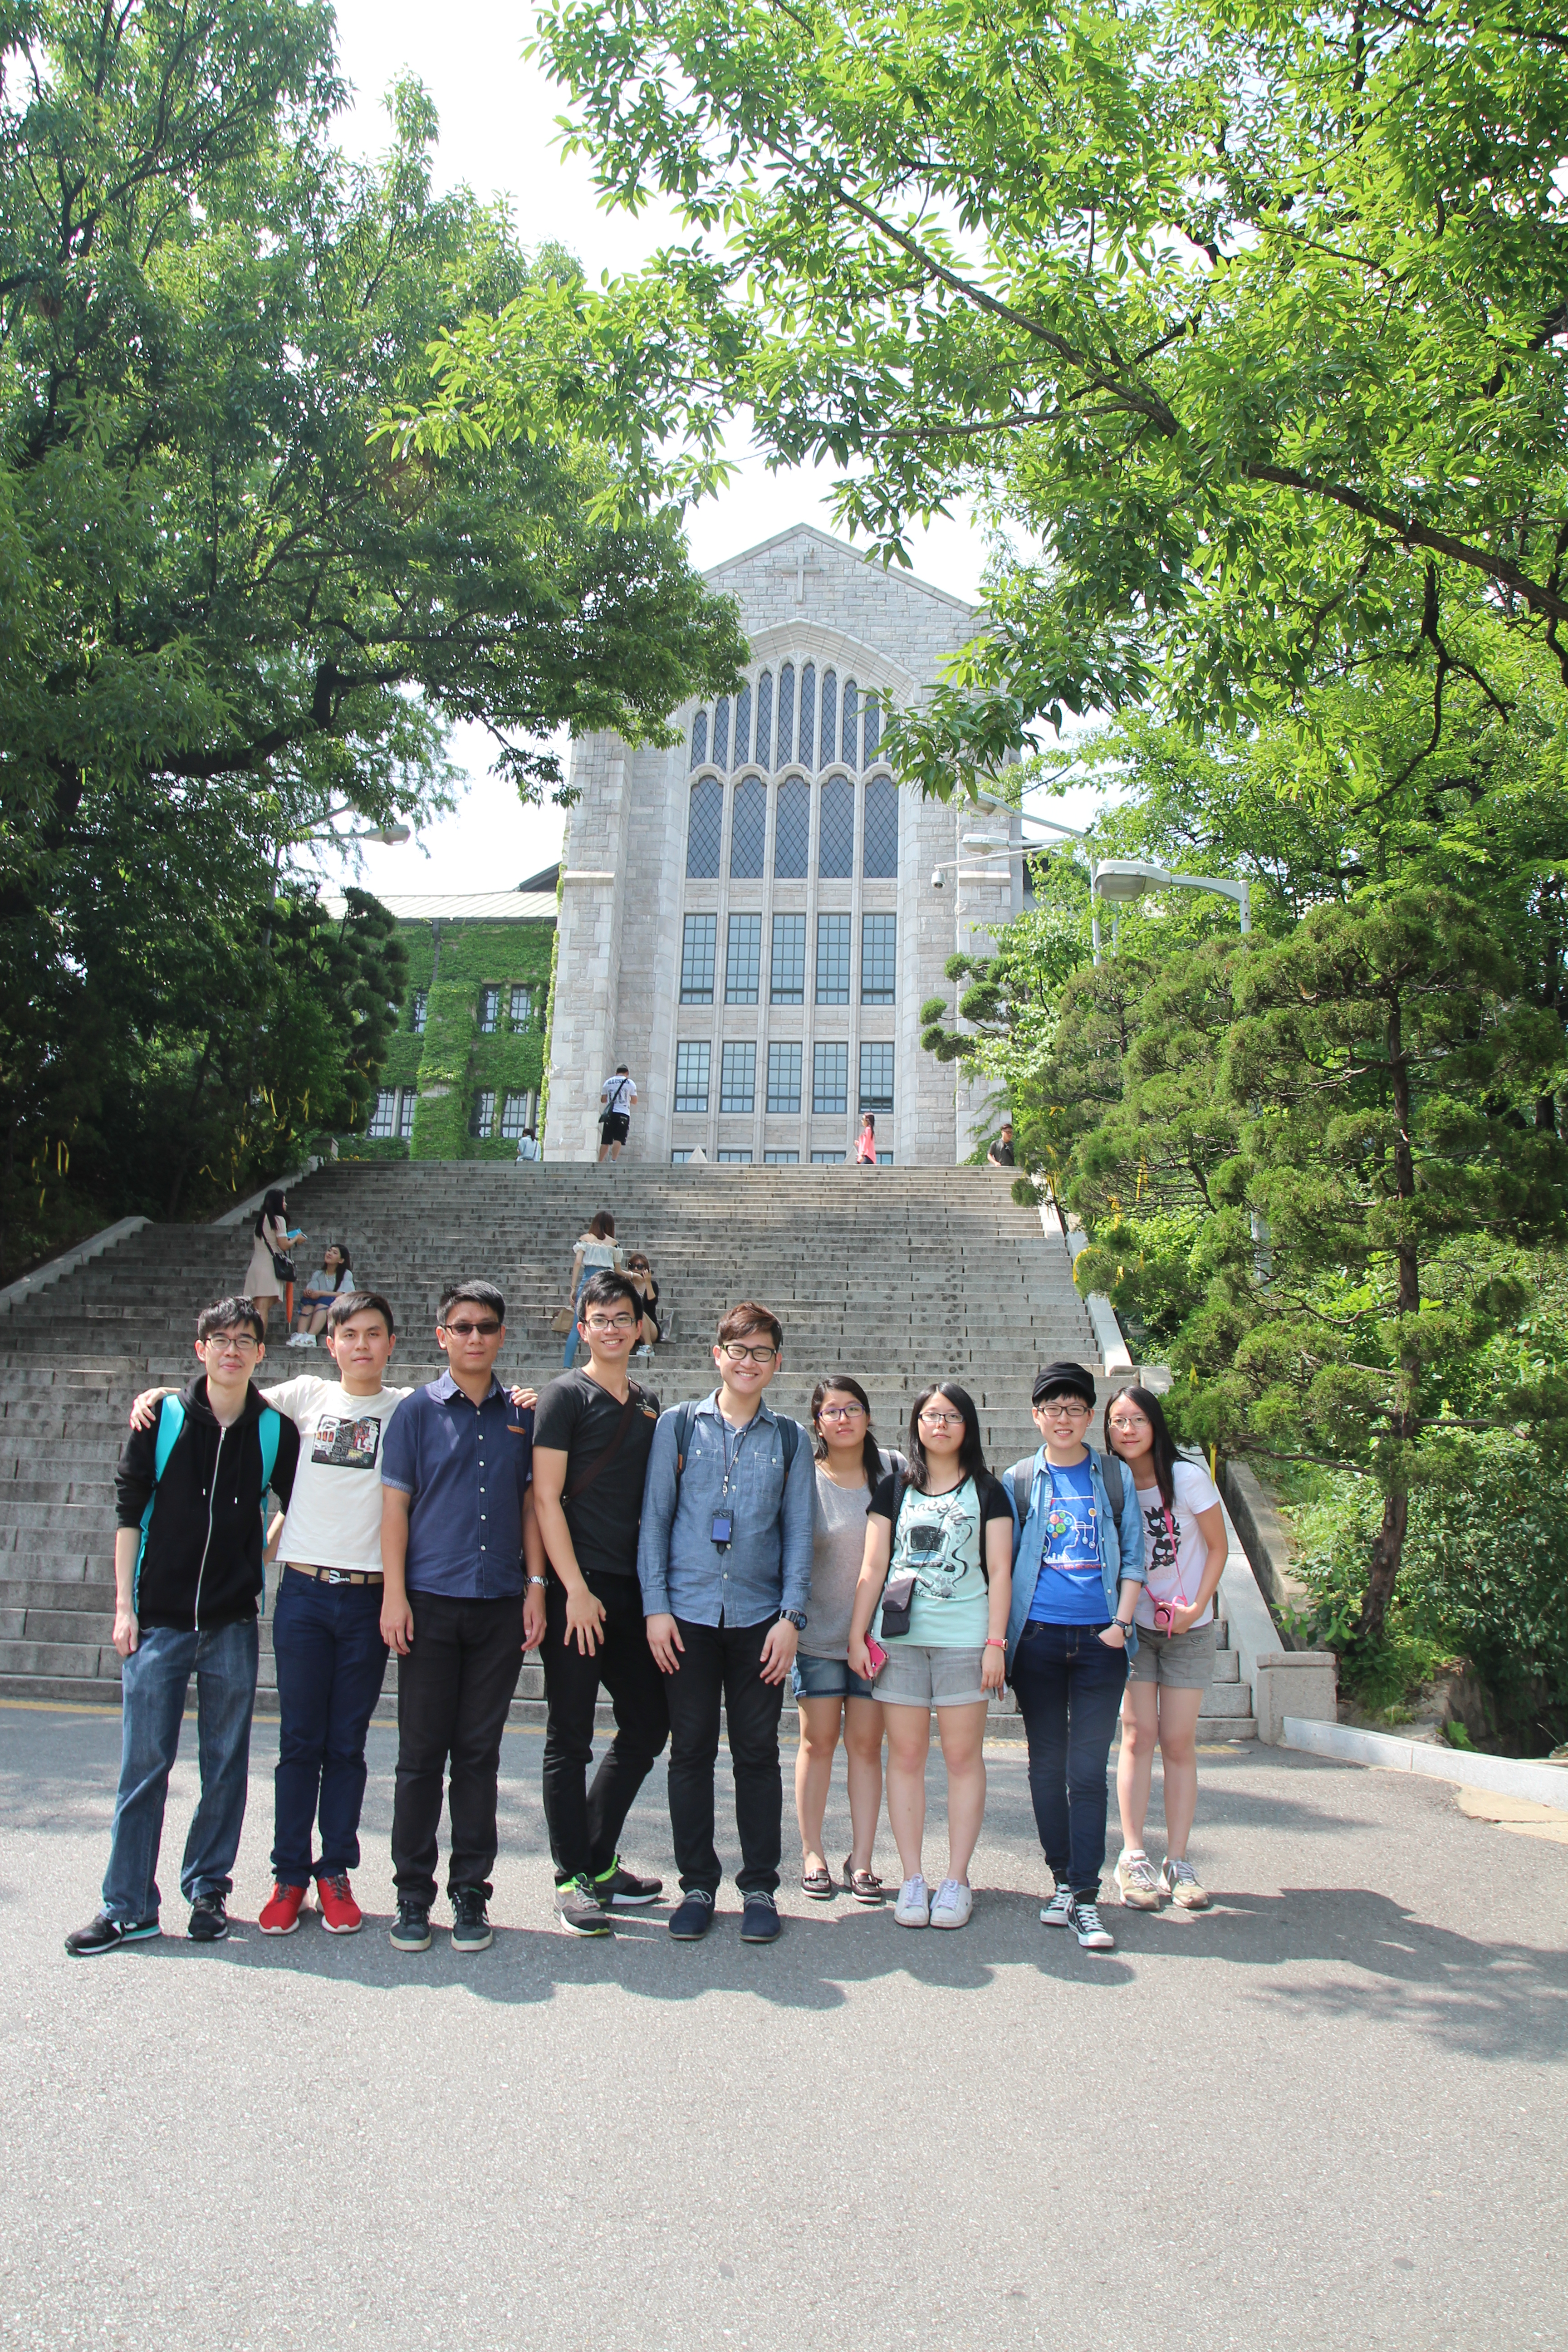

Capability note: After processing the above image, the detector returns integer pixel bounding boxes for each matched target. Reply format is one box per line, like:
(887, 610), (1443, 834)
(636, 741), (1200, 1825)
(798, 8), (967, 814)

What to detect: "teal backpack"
(135, 1396), (282, 1612)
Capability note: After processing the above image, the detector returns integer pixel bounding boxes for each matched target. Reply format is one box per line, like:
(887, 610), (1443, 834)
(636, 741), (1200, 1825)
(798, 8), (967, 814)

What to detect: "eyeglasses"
(719, 1341), (778, 1364)
(919, 1409), (964, 1429)
(204, 1333), (258, 1352)
(818, 1403), (867, 1421)
(1108, 1411), (1150, 1431)
(441, 1319), (501, 1338)
(585, 1315), (638, 1333)
(1038, 1400), (1091, 1417)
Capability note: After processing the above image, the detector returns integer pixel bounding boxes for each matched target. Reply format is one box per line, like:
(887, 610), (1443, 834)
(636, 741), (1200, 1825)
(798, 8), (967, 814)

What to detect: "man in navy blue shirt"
(380, 1281), (545, 1954)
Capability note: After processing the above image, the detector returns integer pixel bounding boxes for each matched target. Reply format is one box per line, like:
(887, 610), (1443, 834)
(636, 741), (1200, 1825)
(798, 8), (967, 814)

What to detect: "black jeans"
(1010, 1619), (1128, 1896)
(541, 1568), (669, 1883)
(663, 1616), (784, 1897)
(391, 1590), (525, 1906)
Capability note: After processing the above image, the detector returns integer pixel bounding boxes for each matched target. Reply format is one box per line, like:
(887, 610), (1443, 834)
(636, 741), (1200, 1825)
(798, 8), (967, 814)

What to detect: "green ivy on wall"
(330, 915), (554, 1162)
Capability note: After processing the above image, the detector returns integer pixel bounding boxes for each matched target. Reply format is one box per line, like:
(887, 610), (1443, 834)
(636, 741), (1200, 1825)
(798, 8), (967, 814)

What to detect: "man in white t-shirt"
(130, 1291), (408, 1938)
(598, 1065), (637, 1162)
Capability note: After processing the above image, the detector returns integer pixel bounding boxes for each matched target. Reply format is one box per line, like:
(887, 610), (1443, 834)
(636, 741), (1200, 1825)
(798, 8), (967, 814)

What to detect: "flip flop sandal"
(844, 1861), (884, 1905)
(800, 1864), (835, 1900)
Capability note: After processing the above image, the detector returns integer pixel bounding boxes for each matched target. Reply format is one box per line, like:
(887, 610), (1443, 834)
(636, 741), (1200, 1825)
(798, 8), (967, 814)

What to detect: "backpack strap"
(258, 1406), (281, 1496)
(779, 1417), (799, 1475)
(671, 1399), (698, 1487)
(1009, 1460), (1033, 1533)
(1098, 1448), (1125, 1521)
(134, 1396), (187, 1609)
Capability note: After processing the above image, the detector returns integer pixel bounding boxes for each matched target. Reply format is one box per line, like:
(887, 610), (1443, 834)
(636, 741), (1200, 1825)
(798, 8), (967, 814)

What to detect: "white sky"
(320, 2), (1088, 900)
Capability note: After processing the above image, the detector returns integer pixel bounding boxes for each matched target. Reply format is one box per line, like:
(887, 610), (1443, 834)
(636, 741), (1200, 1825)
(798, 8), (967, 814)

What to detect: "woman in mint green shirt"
(848, 1382), (1013, 1932)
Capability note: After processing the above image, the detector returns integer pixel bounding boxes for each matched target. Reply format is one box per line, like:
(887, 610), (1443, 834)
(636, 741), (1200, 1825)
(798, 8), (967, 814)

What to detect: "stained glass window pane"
(725, 913), (762, 1004)
(859, 1041), (895, 1111)
(730, 776), (766, 877)
(812, 1042), (848, 1115)
(720, 1041), (756, 1115)
(755, 671), (773, 768)
(674, 1042), (710, 1114)
(842, 678), (858, 765)
(818, 776), (853, 877)
(799, 663), (815, 768)
(690, 709), (708, 769)
(774, 779), (810, 877)
(766, 1040), (802, 1113)
(863, 776), (899, 877)
(680, 912), (716, 1003)
(862, 912), (897, 1003)
(864, 697), (881, 762)
(776, 662), (795, 764)
(735, 681), (752, 764)
(770, 912), (806, 1004)
(686, 778), (723, 877)
(816, 912), (851, 1003)
(713, 696), (730, 770)
(821, 671), (838, 768)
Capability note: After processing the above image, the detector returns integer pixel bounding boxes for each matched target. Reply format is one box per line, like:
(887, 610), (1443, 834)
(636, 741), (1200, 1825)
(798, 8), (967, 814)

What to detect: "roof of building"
(322, 891), (557, 922)
(702, 519), (978, 617)
(516, 863), (560, 893)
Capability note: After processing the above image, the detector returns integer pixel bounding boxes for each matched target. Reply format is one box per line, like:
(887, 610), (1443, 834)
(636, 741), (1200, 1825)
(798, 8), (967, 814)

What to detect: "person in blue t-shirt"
(1002, 1362), (1144, 1954)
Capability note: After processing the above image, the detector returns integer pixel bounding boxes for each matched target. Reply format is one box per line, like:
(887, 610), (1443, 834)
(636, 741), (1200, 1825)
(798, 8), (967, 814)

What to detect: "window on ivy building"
(470, 1089), (496, 1137)
(479, 987), (500, 1034)
(368, 1090), (398, 1139)
(411, 990), (428, 1034)
(509, 985), (533, 1025)
(500, 1091), (537, 1139)
(399, 1092), (415, 1141)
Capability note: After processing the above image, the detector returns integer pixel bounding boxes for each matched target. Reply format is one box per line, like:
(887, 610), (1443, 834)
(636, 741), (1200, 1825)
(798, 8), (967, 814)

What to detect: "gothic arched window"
(713, 696), (730, 770)
(799, 663), (816, 768)
(820, 671), (838, 770)
(730, 776), (767, 877)
(842, 678), (859, 766)
(690, 709), (708, 770)
(863, 774), (899, 877)
(863, 694), (881, 764)
(686, 777), (723, 877)
(755, 671), (773, 769)
(734, 681), (752, 765)
(774, 778), (810, 877)
(776, 662), (795, 765)
(818, 775), (854, 877)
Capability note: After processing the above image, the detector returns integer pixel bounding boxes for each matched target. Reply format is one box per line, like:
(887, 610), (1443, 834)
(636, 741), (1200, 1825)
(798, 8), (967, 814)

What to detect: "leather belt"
(284, 1563), (383, 1586)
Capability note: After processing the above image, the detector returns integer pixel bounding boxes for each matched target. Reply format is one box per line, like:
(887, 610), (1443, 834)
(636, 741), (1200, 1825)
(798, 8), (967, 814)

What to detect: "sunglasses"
(441, 1319), (502, 1338)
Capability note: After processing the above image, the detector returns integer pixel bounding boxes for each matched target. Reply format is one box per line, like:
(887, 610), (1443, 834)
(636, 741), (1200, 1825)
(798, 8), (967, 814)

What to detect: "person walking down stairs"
(65, 1298), (300, 1956)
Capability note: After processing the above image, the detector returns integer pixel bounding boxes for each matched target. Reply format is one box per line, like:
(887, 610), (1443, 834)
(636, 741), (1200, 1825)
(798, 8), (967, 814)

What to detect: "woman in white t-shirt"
(562, 1211), (624, 1368)
(1106, 1386), (1228, 1911)
(793, 1376), (906, 1904)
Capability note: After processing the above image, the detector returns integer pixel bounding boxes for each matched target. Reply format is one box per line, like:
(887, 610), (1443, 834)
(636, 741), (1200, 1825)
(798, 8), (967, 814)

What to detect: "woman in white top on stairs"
(562, 1211), (624, 1368)
(1106, 1386), (1227, 1911)
(793, 1377), (905, 1903)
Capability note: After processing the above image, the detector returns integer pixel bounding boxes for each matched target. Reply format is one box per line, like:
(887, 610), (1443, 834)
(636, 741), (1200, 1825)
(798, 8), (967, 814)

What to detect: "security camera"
(931, 867), (945, 888)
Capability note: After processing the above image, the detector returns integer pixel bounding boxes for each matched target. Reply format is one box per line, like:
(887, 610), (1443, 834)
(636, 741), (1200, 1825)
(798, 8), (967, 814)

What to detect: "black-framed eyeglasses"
(719, 1341), (778, 1364)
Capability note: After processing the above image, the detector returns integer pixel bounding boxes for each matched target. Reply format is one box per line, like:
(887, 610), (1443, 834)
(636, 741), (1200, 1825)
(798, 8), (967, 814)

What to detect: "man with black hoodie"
(65, 1297), (300, 1955)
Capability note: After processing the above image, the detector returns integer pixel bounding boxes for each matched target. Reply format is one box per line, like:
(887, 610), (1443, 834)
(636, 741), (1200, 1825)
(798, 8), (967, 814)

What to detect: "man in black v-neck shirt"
(531, 1269), (668, 1933)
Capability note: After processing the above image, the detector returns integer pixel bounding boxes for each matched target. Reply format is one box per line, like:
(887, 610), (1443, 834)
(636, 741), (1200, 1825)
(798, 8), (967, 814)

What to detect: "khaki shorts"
(873, 1642), (988, 1710)
(1127, 1620), (1217, 1690)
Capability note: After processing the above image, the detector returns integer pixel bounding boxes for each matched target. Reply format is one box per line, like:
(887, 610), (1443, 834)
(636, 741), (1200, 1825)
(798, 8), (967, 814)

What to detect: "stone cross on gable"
(774, 541), (828, 607)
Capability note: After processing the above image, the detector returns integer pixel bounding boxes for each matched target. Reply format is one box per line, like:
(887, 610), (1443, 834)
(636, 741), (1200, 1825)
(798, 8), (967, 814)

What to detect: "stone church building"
(544, 525), (1023, 1166)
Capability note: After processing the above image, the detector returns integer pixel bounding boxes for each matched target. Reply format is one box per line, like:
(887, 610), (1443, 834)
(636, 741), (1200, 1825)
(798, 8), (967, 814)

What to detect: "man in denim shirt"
(637, 1301), (813, 1945)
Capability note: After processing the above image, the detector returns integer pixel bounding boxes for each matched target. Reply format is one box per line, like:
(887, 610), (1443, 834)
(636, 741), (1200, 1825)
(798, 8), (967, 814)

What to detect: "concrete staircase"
(0, 1163), (1254, 1740)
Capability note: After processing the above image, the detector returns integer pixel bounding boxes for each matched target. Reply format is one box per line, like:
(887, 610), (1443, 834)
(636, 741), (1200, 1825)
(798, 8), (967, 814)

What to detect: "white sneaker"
(893, 1874), (931, 1927)
(1069, 1897), (1116, 1951)
(1115, 1848), (1163, 1910)
(928, 1878), (973, 1930)
(1039, 1882), (1074, 1929)
(1162, 1856), (1210, 1910)
(285, 1333), (311, 1348)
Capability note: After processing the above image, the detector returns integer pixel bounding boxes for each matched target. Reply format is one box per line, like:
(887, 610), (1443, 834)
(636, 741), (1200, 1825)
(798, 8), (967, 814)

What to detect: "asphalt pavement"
(1, 1701), (1563, 2352)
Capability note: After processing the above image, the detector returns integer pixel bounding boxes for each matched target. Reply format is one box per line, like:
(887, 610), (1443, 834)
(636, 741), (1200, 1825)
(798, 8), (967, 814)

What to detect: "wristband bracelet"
(526, 1575), (547, 1588)
(984, 1637), (1006, 1649)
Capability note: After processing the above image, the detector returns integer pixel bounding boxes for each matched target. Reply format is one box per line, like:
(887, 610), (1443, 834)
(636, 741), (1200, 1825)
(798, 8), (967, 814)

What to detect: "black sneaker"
(186, 1892), (229, 1944)
(594, 1856), (664, 1908)
(64, 1911), (159, 1958)
(740, 1890), (781, 1944)
(556, 1874), (613, 1936)
(390, 1899), (432, 1952)
(668, 1888), (715, 1940)
(450, 1886), (493, 1953)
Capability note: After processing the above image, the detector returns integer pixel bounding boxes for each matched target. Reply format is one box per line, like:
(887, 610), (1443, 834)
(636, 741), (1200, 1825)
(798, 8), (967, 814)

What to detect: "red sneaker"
(259, 1882), (307, 1936)
(316, 1872), (363, 1935)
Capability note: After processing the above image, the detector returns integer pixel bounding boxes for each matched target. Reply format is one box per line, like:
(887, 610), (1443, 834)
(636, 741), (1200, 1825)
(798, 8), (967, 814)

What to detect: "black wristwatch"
(779, 1609), (807, 1632)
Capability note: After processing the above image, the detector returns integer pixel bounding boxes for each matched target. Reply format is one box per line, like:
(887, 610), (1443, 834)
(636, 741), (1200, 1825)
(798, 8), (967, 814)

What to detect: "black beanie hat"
(1032, 1360), (1098, 1409)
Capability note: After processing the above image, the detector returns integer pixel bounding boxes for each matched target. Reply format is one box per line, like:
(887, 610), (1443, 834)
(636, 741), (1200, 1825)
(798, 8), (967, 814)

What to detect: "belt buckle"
(322, 1568), (347, 1585)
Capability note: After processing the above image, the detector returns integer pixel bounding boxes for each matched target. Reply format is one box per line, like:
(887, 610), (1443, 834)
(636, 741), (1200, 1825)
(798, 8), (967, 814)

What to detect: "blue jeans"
(270, 1570), (390, 1883)
(1009, 1619), (1127, 1897)
(562, 1275), (589, 1368)
(101, 1619), (259, 1921)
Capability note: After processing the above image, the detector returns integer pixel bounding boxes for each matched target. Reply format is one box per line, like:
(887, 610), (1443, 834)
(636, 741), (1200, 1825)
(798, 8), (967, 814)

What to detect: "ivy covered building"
(324, 876), (557, 1159)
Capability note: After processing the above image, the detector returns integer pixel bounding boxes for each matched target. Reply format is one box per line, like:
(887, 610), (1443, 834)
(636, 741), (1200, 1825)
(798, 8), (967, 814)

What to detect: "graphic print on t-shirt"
(1143, 1501), (1184, 1592)
(311, 1412), (383, 1471)
(897, 1485), (981, 1601)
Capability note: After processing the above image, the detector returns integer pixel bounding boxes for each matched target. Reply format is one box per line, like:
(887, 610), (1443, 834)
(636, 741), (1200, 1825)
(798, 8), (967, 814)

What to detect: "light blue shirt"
(636, 1390), (814, 1628)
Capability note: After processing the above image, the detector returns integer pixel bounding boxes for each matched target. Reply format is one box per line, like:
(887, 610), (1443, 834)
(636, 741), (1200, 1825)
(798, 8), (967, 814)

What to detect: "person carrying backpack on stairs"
(66, 1298), (300, 1957)
(637, 1302), (814, 1946)
(1003, 1362), (1145, 1954)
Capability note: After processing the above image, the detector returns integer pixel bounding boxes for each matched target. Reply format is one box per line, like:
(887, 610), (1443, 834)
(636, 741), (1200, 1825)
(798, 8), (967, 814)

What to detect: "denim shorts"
(872, 1643), (988, 1710)
(791, 1651), (879, 1701)
(1127, 1620), (1216, 1690)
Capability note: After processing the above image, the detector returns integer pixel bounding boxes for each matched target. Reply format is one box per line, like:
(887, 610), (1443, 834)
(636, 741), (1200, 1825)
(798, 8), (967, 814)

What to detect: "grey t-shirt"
(804, 1450), (906, 1661)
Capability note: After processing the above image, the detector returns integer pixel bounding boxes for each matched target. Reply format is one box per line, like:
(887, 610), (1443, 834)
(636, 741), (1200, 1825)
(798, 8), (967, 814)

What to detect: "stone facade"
(545, 525), (1022, 1166)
